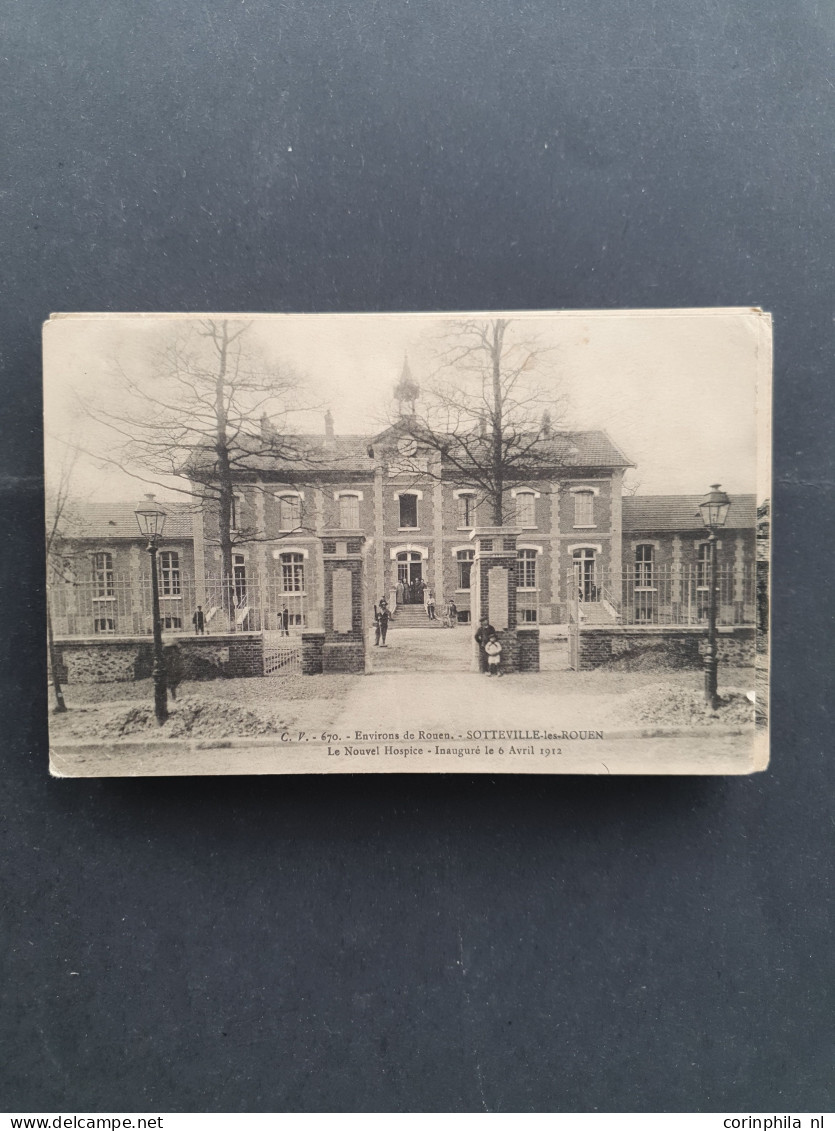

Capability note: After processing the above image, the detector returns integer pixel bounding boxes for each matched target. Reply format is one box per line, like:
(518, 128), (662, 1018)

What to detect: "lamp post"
(135, 494), (169, 725)
(698, 484), (731, 709)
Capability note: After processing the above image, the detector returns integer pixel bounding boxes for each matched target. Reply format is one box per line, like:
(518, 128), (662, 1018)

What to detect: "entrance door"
(396, 551), (423, 603)
(573, 548), (597, 602)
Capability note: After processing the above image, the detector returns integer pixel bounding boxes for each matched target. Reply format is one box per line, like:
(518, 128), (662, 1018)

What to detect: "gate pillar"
(470, 527), (539, 673)
(318, 529), (368, 674)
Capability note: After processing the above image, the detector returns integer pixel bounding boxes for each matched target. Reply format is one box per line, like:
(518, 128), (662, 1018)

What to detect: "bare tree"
(387, 318), (568, 524)
(79, 319), (317, 609)
(44, 446), (83, 712)
(622, 472), (643, 497)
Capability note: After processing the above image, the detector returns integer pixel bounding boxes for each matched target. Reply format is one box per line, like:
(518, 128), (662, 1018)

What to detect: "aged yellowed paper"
(43, 309), (770, 776)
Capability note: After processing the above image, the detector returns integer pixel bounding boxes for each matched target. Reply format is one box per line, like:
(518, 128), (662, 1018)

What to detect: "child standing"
(484, 632), (503, 676)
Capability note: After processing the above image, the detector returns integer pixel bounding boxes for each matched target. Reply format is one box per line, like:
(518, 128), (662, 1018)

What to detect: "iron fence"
(567, 565), (756, 627)
(48, 573), (316, 638)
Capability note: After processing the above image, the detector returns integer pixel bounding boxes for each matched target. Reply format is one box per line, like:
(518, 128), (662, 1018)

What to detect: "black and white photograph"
(7, 0), (835, 1113)
(44, 307), (770, 777)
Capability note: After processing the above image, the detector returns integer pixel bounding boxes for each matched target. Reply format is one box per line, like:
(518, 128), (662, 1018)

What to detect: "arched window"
(92, 552), (114, 598)
(395, 550), (423, 600)
(515, 491), (536, 527)
(457, 549), (474, 590)
(517, 548), (537, 590)
(158, 550), (181, 595)
(399, 493), (418, 529)
(573, 547), (597, 602)
(634, 544), (654, 588)
(457, 493), (476, 529)
(338, 493), (360, 529)
(280, 552), (305, 593)
(278, 494), (302, 531)
(573, 490), (595, 527)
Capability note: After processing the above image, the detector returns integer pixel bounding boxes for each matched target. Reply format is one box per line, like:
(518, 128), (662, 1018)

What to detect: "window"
(457, 493), (475, 528)
(635, 544), (654, 588)
(515, 491), (536, 527)
(517, 548), (537, 589)
(230, 495), (241, 530)
(278, 494), (302, 531)
(233, 554), (247, 602)
(158, 550), (181, 596)
(573, 547), (597, 602)
(399, 493), (418, 528)
(94, 617), (115, 634)
(457, 549), (474, 590)
(338, 494), (360, 529)
(696, 542), (710, 588)
(161, 616), (183, 630)
(573, 490), (595, 527)
(521, 608), (538, 623)
(92, 552), (114, 597)
(280, 552), (305, 593)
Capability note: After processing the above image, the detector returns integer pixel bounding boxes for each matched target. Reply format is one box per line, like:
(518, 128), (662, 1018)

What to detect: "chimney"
(324, 410), (335, 442)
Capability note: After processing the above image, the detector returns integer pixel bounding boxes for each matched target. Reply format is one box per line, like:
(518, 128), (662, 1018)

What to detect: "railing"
(567, 566), (756, 627)
(48, 573), (316, 638)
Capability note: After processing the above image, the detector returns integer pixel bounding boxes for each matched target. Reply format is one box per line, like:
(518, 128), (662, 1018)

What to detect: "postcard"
(43, 309), (770, 776)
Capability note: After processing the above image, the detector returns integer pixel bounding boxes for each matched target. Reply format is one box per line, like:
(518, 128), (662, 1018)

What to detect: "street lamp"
(135, 494), (168, 725)
(698, 484), (731, 709)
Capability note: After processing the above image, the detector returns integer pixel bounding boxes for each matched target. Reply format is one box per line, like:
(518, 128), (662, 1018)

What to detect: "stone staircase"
(389, 604), (447, 629)
(577, 599), (620, 625)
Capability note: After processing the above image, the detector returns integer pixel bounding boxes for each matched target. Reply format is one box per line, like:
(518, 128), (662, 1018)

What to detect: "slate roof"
(623, 494), (757, 532)
(190, 435), (377, 475)
(231, 428), (633, 474)
(61, 500), (195, 540)
(557, 430), (633, 468)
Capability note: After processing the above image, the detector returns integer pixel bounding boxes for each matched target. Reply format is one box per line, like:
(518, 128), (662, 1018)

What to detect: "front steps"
(388, 605), (448, 629)
(577, 599), (620, 625)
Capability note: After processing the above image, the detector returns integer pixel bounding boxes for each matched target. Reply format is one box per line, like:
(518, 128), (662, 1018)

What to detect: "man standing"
(425, 587), (436, 620)
(281, 605), (290, 636)
(192, 605), (205, 635)
(374, 597), (391, 647)
(474, 614), (496, 673)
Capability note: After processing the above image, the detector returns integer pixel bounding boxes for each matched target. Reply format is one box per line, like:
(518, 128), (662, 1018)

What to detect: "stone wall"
(55, 634), (265, 684)
(577, 626), (756, 671)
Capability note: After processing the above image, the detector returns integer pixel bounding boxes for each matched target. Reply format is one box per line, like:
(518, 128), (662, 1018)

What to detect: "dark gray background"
(2, 0), (832, 1113)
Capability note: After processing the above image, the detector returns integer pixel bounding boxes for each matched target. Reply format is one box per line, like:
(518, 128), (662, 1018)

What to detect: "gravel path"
(49, 665), (763, 776)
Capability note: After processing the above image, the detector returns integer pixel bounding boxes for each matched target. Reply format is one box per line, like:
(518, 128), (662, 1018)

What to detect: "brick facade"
(53, 432), (758, 644)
